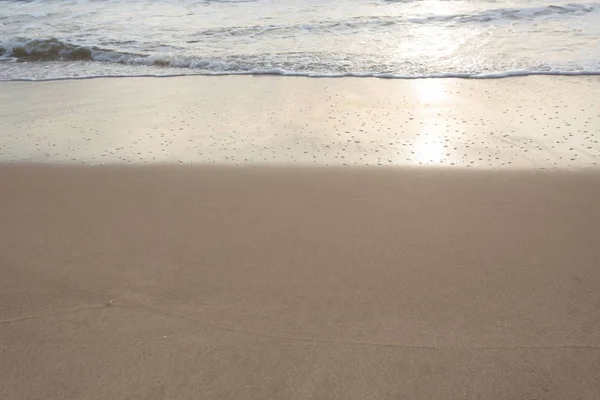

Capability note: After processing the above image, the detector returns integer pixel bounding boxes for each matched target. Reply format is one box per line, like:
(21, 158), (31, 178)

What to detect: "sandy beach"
(1, 76), (600, 399)
(1, 76), (599, 168)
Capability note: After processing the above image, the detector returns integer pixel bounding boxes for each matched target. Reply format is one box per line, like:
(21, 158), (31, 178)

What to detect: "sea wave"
(0, 38), (94, 61)
(432, 3), (595, 23)
(2, 3), (595, 57)
(2, 34), (600, 81)
(189, 3), (596, 39)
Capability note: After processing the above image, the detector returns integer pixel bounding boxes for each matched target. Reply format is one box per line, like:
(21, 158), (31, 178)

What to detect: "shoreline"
(3, 70), (600, 83)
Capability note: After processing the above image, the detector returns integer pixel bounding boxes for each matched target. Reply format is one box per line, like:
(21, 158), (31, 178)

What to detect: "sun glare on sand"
(414, 138), (445, 164)
(410, 79), (447, 164)
(416, 79), (448, 104)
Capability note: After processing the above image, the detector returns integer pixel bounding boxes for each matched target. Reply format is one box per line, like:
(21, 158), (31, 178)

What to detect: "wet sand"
(1, 76), (600, 399)
(1, 75), (599, 168)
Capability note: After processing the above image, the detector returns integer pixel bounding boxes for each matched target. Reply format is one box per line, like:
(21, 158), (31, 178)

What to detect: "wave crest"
(2, 36), (600, 80)
(0, 38), (93, 61)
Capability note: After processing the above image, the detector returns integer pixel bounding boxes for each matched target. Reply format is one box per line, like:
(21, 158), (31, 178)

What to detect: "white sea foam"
(1, 0), (599, 80)
(5, 68), (600, 82)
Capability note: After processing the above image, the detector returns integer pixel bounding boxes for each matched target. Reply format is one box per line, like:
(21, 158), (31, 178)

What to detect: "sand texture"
(1, 76), (599, 168)
(1, 165), (600, 400)
(1, 75), (600, 398)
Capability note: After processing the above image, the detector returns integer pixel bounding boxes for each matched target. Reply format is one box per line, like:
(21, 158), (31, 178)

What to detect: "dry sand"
(1, 165), (599, 399)
(1, 76), (600, 399)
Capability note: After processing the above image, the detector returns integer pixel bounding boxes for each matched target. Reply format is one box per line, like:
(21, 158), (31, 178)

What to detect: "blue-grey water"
(1, 0), (599, 80)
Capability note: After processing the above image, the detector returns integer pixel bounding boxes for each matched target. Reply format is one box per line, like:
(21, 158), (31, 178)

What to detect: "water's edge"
(2, 69), (600, 82)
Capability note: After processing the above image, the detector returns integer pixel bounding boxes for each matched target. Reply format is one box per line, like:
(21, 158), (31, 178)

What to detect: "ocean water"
(1, 0), (599, 80)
